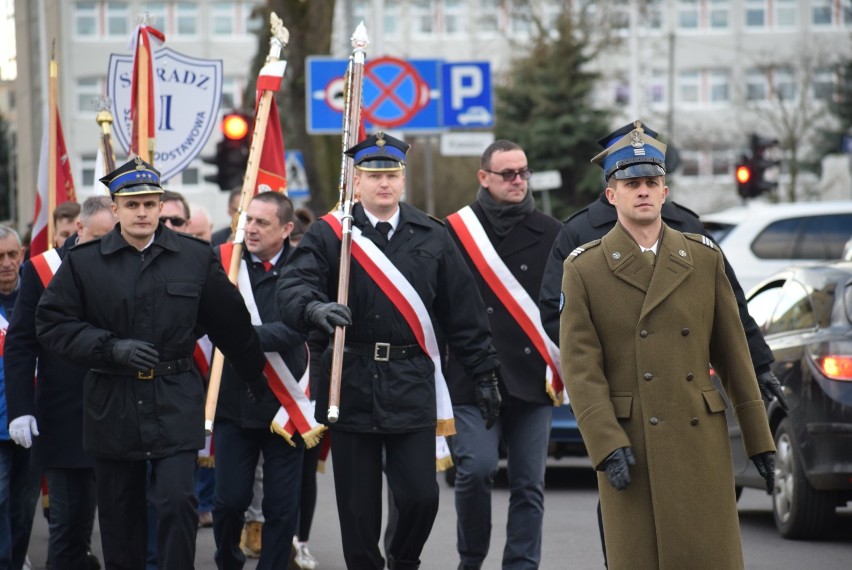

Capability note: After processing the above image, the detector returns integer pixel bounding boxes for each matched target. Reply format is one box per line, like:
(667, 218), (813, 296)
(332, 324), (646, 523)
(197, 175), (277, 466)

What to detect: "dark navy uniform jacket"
(276, 202), (498, 433)
(5, 236), (93, 468)
(35, 224), (265, 460)
(539, 193), (773, 373)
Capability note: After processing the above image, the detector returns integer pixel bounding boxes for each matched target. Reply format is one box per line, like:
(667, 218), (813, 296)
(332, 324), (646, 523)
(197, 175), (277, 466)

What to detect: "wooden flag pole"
(204, 13), (289, 434)
(47, 45), (57, 250)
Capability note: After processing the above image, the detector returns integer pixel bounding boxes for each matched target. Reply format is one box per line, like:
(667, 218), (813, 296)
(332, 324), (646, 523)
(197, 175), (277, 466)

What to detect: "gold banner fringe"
(435, 418), (456, 437)
(269, 422), (328, 449)
(436, 454), (454, 472)
(545, 381), (564, 406)
(197, 456), (216, 468)
(317, 459), (326, 474)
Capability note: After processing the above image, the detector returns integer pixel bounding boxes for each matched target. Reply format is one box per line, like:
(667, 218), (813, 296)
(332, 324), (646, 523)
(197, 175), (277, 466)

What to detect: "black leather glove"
(110, 339), (159, 371)
(246, 377), (268, 402)
(474, 369), (501, 429)
(600, 447), (635, 491)
(304, 301), (353, 335)
(751, 451), (775, 494)
(756, 370), (789, 411)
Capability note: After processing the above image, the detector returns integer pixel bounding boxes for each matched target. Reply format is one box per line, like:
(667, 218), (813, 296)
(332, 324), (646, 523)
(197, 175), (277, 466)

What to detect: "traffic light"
(735, 157), (753, 199)
(204, 111), (252, 190)
(734, 134), (780, 199)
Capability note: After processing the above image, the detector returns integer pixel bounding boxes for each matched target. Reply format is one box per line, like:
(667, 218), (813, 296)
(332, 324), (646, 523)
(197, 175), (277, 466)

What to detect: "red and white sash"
(220, 243), (325, 448)
(31, 249), (63, 288)
(447, 206), (566, 405)
(322, 213), (455, 436)
(0, 312), (7, 356)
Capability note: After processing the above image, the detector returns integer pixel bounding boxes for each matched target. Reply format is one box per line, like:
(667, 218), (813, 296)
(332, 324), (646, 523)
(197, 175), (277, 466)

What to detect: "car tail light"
(815, 356), (852, 381)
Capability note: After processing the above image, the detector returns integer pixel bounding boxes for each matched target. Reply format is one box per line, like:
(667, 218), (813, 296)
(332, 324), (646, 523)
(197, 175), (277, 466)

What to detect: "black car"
(728, 261), (852, 539)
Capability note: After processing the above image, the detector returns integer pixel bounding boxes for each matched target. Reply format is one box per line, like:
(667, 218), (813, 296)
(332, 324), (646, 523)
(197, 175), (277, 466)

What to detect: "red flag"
(129, 24), (165, 160)
(32, 108), (76, 257)
(254, 61), (287, 194)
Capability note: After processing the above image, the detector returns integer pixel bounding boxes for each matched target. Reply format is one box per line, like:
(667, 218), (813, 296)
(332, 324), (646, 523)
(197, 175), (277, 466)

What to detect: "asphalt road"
(25, 456), (852, 569)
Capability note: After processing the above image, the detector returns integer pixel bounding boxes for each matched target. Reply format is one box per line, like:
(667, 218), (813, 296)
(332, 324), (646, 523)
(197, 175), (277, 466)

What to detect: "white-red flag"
(33, 108), (76, 257)
(254, 60), (287, 194)
(128, 23), (165, 160)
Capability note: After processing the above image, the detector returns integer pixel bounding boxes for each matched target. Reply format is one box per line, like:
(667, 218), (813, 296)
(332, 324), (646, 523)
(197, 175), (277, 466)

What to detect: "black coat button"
(644, 372), (653, 381)
(691, 418), (699, 426)
(686, 373), (695, 381)
(640, 330), (648, 338)
(520, 264), (528, 271)
(681, 328), (690, 336)
(486, 307), (494, 314)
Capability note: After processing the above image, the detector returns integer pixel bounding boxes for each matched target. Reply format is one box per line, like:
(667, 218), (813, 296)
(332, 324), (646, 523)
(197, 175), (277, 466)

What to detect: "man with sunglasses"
(160, 190), (191, 232)
(444, 140), (560, 570)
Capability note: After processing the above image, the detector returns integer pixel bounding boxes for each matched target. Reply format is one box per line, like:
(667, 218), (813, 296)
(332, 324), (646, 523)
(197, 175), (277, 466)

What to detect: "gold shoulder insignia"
(567, 239), (601, 261)
(684, 233), (715, 249)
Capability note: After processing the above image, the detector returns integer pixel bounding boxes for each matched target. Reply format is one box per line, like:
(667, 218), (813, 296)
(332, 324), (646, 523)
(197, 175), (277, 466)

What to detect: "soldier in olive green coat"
(559, 122), (776, 570)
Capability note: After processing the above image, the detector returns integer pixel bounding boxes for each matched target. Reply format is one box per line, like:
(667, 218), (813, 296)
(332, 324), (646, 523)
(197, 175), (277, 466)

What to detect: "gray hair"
(0, 225), (22, 246)
(80, 196), (114, 221)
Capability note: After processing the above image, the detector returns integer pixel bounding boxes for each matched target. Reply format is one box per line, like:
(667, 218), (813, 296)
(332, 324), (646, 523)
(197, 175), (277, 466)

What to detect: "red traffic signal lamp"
(735, 134), (780, 199)
(204, 111), (252, 191)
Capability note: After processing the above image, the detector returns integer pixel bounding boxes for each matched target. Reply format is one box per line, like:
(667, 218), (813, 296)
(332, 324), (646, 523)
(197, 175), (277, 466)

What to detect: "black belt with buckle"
(343, 342), (423, 362)
(93, 357), (193, 380)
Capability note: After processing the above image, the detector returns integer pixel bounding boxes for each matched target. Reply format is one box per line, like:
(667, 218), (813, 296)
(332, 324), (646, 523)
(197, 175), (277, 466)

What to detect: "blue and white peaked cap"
(100, 156), (164, 197)
(345, 132), (410, 172)
(592, 120), (667, 181)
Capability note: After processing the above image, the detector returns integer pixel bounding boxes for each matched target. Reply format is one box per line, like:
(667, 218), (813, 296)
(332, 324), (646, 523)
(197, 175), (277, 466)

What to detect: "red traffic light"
(222, 113), (249, 141)
(736, 165), (752, 185)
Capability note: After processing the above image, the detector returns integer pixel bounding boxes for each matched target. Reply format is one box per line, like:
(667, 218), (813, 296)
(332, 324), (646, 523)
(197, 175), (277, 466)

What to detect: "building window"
(105, 2), (129, 38)
(677, 70), (700, 104)
(773, 67), (796, 100)
(677, 0), (699, 29)
(175, 2), (199, 37)
(80, 154), (96, 188)
(774, 0), (797, 28)
(144, 3), (168, 32)
(509, 1), (532, 37)
(641, 0), (665, 30)
(744, 0), (767, 28)
(211, 2), (236, 36)
(349, 0), (369, 34)
(711, 152), (731, 176)
(812, 67), (835, 101)
(746, 69), (768, 101)
(384, 0), (401, 37)
(444, 0), (466, 36)
(648, 70), (667, 106)
(478, 0), (501, 35)
(708, 0), (730, 29)
(615, 84), (630, 106)
(221, 77), (242, 110)
(680, 152), (700, 177)
(182, 167), (199, 185)
(76, 78), (102, 114)
(74, 2), (98, 37)
(412, 0), (435, 36)
(708, 70), (730, 103)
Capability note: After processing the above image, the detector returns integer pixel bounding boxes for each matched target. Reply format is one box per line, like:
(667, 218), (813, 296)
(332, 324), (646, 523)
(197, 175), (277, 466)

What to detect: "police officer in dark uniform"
(35, 157), (266, 570)
(276, 133), (500, 570)
(540, 122), (786, 409)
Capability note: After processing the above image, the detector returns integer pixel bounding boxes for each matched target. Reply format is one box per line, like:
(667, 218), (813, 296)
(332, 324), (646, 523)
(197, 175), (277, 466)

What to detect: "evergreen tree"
(495, 7), (613, 219)
(813, 60), (852, 161)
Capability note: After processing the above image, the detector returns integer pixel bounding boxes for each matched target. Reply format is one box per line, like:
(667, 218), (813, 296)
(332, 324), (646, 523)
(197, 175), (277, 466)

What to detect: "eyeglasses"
(161, 216), (187, 228)
(484, 169), (533, 182)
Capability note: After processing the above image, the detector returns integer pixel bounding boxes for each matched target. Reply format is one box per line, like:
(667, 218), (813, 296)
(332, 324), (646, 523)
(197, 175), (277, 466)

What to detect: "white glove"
(9, 415), (39, 448)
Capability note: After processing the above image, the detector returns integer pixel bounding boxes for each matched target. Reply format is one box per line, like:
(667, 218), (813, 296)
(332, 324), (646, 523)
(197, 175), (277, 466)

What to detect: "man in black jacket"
(444, 140), (561, 570)
(35, 157), (266, 570)
(6, 195), (115, 569)
(277, 133), (500, 570)
(212, 191), (309, 570)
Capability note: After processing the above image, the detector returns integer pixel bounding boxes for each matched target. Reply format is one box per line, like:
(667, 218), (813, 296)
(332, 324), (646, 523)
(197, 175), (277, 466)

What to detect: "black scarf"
(476, 186), (535, 238)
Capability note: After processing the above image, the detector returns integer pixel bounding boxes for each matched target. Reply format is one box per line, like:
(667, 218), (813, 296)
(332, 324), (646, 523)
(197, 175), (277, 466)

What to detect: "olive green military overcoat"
(560, 223), (775, 570)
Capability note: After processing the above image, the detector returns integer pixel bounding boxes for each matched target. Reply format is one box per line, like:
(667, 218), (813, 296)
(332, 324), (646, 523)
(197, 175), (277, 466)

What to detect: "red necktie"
(262, 261), (273, 272)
